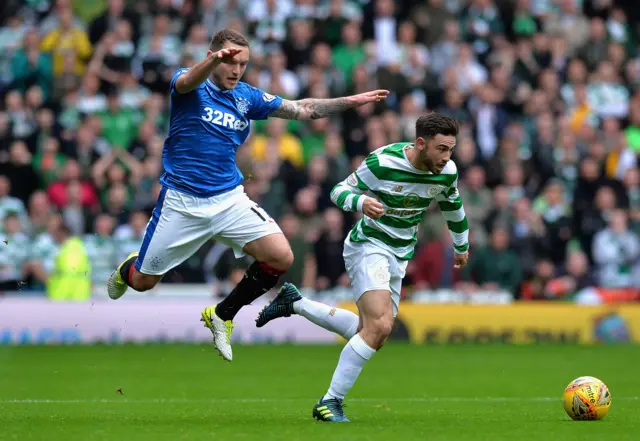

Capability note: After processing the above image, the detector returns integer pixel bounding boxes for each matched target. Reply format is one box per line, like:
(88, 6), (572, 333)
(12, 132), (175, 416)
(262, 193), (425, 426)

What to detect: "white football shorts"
(342, 237), (408, 317)
(135, 185), (282, 275)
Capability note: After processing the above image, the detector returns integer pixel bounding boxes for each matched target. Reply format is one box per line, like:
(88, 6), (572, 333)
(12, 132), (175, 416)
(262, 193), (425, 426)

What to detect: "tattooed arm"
(270, 90), (390, 120)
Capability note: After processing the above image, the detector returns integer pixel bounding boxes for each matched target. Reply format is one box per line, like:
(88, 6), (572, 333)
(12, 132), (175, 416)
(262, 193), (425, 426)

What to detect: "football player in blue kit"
(107, 29), (389, 361)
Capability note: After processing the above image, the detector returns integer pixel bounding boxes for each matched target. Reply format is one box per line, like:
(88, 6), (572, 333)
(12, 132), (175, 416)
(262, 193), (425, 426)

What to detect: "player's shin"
(293, 298), (359, 339)
(324, 333), (376, 401)
(215, 261), (284, 321)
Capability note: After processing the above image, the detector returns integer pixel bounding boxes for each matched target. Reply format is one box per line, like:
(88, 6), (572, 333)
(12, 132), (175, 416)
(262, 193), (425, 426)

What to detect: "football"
(563, 376), (611, 420)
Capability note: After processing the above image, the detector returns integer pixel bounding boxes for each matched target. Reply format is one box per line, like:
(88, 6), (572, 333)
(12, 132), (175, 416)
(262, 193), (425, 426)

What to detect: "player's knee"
(268, 247), (294, 272)
(364, 315), (394, 345)
(376, 316), (394, 339)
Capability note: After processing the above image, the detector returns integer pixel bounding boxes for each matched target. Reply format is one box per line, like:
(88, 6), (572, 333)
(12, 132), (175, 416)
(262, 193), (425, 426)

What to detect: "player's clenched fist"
(454, 252), (469, 269)
(362, 197), (384, 219)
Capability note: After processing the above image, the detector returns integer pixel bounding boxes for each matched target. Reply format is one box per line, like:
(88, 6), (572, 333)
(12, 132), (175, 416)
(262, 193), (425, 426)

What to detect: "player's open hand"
(349, 90), (390, 107)
(212, 48), (243, 64)
(454, 252), (469, 269)
(363, 197), (384, 219)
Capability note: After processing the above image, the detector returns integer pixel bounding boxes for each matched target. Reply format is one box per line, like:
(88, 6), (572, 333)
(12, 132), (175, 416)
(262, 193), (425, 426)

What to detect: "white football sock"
(324, 333), (376, 400)
(293, 297), (359, 339)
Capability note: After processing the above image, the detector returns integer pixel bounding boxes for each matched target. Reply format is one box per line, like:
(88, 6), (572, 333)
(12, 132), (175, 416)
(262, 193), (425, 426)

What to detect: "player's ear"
(415, 137), (426, 150)
(207, 50), (214, 57)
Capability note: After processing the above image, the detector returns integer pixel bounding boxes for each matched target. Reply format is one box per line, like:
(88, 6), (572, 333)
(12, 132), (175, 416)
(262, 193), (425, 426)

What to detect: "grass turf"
(0, 344), (638, 440)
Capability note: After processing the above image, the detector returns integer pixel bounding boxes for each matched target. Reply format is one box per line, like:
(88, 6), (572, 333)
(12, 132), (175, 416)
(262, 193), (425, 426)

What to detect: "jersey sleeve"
(435, 174), (469, 254)
(170, 68), (190, 95)
(244, 85), (283, 120)
(330, 158), (371, 213)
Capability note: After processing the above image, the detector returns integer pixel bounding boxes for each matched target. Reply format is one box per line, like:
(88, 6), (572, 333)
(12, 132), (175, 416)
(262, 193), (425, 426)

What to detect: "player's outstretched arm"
(270, 90), (389, 120)
(174, 48), (242, 94)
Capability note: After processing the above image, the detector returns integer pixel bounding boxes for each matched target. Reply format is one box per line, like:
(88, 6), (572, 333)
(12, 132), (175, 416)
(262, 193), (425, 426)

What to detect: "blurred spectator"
(0, 176), (28, 230)
(40, 7), (92, 77)
(0, 15), (28, 87)
(98, 91), (143, 148)
(89, 0), (140, 45)
(312, 208), (349, 290)
(26, 191), (52, 237)
(0, 213), (30, 291)
(522, 250), (597, 301)
(12, 29), (54, 99)
(46, 222), (91, 301)
(0, 141), (40, 205)
(247, 0), (291, 45)
(332, 22), (365, 89)
(318, 0), (361, 47)
(409, 225), (456, 290)
(460, 226), (523, 293)
(279, 213), (314, 289)
(592, 209), (640, 287)
(114, 209), (147, 262)
(48, 160), (99, 210)
(250, 117), (303, 168)
(83, 214), (118, 285)
(411, 0), (454, 47)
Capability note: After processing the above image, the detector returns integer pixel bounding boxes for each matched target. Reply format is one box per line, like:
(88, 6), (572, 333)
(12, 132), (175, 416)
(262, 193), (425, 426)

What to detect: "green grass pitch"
(0, 344), (639, 440)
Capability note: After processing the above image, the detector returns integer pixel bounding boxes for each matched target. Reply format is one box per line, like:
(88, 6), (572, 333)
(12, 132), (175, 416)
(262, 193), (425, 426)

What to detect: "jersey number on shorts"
(251, 205), (274, 223)
(201, 107), (248, 131)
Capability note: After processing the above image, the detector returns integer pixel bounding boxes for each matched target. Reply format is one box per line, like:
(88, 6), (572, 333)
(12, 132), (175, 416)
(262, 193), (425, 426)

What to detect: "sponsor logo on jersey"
(201, 107), (249, 131)
(392, 185), (403, 192)
(403, 193), (420, 208)
(262, 92), (276, 102)
(386, 208), (422, 216)
(347, 173), (358, 186)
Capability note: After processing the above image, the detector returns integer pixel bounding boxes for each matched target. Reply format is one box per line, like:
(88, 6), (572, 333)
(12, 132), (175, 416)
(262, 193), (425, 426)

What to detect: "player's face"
(209, 42), (250, 90)
(416, 134), (456, 174)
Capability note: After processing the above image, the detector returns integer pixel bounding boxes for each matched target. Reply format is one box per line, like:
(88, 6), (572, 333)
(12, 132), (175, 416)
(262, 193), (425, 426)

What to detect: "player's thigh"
(214, 188), (289, 264)
(344, 240), (395, 325)
(136, 189), (212, 275)
(243, 233), (293, 269)
(388, 259), (408, 317)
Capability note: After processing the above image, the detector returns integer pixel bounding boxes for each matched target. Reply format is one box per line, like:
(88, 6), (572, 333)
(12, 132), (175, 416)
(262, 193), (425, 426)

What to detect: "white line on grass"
(0, 397), (638, 404)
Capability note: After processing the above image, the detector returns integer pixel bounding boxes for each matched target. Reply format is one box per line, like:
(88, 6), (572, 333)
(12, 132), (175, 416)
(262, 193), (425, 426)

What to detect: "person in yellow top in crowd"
(47, 223), (92, 302)
(250, 117), (304, 168)
(569, 85), (595, 133)
(40, 7), (92, 77)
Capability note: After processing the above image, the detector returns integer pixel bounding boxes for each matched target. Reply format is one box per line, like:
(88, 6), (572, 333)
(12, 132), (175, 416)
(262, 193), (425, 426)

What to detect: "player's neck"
(210, 76), (231, 91)
(405, 145), (430, 172)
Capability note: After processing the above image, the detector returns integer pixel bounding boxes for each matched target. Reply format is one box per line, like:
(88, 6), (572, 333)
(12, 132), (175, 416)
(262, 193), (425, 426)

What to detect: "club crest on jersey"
(262, 92), (276, 102)
(235, 97), (251, 116)
(403, 193), (420, 208)
(427, 185), (444, 198)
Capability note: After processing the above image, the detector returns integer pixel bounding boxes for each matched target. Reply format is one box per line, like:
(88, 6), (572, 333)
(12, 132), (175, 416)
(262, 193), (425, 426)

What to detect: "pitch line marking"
(0, 397), (637, 404)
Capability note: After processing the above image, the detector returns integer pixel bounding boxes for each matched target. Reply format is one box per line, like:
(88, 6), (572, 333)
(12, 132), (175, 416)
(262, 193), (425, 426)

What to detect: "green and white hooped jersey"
(330, 142), (469, 261)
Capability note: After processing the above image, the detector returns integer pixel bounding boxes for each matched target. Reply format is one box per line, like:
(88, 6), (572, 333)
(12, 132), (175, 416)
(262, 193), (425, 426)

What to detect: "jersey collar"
(206, 78), (232, 94)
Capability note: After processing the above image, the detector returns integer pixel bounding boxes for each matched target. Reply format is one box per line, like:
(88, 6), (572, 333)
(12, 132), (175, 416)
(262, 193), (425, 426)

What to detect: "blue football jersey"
(160, 68), (283, 197)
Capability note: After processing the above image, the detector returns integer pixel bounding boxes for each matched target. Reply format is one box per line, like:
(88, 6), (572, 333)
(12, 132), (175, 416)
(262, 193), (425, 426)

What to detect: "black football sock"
(215, 261), (284, 321)
(118, 255), (138, 288)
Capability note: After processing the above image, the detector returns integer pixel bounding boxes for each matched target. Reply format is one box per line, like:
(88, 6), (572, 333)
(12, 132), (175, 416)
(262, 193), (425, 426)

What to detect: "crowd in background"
(0, 0), (638, 301)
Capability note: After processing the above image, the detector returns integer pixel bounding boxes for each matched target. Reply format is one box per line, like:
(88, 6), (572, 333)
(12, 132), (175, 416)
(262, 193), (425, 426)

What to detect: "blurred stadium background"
(0, 0), (638, 345)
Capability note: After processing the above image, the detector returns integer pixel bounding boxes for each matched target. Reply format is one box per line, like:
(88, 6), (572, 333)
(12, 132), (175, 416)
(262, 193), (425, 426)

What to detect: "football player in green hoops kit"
(256, 113), (469, 422)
